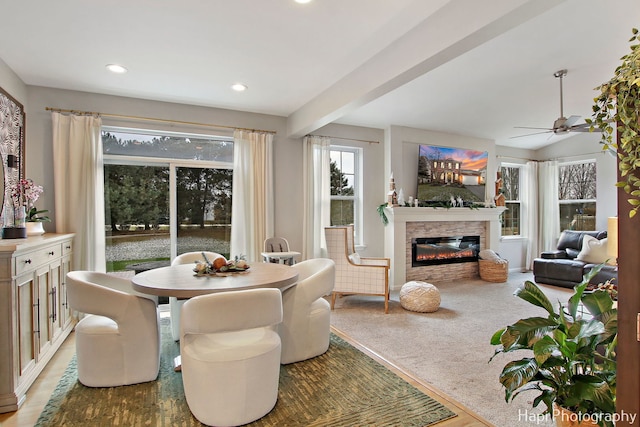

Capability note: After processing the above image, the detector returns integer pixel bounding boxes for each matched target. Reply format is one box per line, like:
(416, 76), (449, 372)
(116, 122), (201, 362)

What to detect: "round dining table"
(131, 262), (299, 372)
(131, 262), (299, 298)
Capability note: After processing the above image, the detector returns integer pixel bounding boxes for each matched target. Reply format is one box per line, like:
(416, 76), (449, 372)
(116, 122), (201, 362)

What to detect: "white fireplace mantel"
(383, 206), (506, 288)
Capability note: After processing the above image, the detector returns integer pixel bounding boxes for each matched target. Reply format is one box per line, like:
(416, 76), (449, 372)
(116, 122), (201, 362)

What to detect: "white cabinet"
(0, 234), (75, 413)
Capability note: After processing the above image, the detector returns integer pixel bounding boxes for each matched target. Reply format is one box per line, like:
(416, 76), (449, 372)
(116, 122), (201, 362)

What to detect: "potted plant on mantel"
(489, 265), (617, 427)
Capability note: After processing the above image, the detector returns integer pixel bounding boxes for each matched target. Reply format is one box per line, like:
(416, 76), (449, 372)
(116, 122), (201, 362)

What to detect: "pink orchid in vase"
(11, 179), (50, 222)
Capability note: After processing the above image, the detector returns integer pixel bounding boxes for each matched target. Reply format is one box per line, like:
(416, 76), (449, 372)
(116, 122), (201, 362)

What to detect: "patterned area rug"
(35, 318), (456, 426)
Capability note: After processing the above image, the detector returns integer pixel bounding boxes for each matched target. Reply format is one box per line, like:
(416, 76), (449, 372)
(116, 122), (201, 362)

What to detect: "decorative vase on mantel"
(26, 221), (45, 236)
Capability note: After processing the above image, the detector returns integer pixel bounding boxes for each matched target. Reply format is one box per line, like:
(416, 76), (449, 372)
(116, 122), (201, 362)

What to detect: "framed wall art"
(0, 86), (26, 220)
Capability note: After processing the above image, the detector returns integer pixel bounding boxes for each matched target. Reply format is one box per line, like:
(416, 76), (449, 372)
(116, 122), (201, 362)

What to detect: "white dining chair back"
(66, 271), (160, 387)
(279, 258), (335, 364)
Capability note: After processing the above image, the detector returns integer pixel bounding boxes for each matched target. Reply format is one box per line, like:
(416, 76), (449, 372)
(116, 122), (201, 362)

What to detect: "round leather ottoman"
(399, 281), (441, 313)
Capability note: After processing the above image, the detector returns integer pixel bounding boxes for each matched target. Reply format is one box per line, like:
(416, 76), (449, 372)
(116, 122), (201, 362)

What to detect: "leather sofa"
(533, 230), (617, 288)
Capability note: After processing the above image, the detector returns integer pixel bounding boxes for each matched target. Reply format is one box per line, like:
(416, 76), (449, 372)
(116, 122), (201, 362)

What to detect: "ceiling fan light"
(106, 64), (128, 74)
(231, 83), (248, 92)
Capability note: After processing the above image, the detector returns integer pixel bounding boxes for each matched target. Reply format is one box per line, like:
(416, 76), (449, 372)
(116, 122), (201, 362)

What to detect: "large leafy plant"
(489, 266), (617, 427)
(588, 28), (640, 218)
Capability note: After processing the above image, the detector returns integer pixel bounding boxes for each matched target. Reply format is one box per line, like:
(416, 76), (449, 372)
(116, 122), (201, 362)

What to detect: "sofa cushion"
(556, 230), (606, 254)
(533, 258), (586, 284)
(576, 235), (609, 264)
(540, 250), (568, 259)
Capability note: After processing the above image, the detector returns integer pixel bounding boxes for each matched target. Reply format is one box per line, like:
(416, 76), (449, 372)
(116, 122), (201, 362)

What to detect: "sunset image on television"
(416, 144), (488, 204)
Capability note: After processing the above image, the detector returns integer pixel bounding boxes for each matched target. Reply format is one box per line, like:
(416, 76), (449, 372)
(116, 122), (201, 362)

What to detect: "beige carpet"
(329, 271), (573, 427)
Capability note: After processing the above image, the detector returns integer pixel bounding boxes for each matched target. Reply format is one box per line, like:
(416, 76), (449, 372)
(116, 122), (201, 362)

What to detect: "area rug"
(35, 318), (456, 426)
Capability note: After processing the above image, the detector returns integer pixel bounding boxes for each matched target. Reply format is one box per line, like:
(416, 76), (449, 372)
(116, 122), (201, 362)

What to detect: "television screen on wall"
(416, 144), (488, 205)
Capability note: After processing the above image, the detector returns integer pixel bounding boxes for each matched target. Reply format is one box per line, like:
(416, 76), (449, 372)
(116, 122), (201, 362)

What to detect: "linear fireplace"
(411, 235), (480, 267)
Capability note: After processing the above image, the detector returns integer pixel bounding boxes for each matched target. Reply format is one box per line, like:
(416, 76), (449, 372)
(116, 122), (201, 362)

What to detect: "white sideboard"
(0, 233), (75, 413)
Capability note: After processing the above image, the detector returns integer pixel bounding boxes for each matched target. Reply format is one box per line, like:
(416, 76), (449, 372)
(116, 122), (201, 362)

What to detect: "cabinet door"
(48, 259), (63, 340)
(59, 254), (72, 327)
(35, 266), (53, 357)
(16, 274), (36, 380)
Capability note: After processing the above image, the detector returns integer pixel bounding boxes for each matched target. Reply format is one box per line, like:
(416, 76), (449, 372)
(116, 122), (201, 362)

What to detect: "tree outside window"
(329, 147), (362, 244)
(500, 165), (521, 236)
(102, 129), (233, 272)
(558, 161), (596, 231)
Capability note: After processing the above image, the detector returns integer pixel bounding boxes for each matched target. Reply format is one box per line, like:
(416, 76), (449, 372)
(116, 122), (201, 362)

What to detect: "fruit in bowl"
(193, 253), (250, 275)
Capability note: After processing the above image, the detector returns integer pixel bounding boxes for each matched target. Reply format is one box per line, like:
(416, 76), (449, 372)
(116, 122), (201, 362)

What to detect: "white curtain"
(302, 135), (331, 259)
(230, 130), (274, 262)
(522, 161), (538, 270)
(51, 112), (106, 271)
(538, 160), (560, 253)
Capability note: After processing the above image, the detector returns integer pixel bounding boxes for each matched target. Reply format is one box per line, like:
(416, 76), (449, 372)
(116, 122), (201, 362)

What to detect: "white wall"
(0, 58), (27, 106)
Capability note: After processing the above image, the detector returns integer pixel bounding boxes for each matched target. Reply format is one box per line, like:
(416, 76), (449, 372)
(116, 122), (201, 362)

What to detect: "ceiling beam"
(286, 0), (566, 138)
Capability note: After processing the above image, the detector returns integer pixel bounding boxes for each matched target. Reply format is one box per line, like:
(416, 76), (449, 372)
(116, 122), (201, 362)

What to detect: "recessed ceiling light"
(231, 83), (248, 92)
(106, 64), (128, 74)
(295, 0), (312, 3)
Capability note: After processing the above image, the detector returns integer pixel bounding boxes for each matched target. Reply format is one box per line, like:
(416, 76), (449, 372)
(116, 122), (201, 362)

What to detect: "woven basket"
(478, 259), (508, 282)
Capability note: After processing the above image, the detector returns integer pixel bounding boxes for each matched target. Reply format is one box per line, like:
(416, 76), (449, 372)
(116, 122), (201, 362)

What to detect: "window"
(500, 165), (521, 236)
(102, 128), (233, 272)
(558, 161), (597, 231)
(330, 147), (362, 243)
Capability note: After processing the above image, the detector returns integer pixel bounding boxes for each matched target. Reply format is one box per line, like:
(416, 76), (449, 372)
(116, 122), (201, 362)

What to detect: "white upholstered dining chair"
(66, 271), (160, 387)
(180, 288), (283, 426)
(324, 225), (391, 313)
(278, 257), (335, 364)
(169, 251), (225, 341)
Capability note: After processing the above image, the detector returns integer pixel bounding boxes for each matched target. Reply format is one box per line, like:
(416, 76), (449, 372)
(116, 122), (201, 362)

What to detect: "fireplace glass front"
(411, 235), (480, 267)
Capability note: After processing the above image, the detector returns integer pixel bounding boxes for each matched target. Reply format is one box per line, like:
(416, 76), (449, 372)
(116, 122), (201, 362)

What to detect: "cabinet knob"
(24, 259), (31, 264)
(48, 251), (55, 256)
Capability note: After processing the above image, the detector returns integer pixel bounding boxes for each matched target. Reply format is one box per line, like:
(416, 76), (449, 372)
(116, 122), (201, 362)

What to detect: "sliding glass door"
(102, 128), (233, 272)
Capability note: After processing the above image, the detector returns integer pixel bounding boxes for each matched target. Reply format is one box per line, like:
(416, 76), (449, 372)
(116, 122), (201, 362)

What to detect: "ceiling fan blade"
(569, 126), (598, 133)
(514, 126), (554, 131)
(509, 130), (553, 139)
(564, 115), (581, 127)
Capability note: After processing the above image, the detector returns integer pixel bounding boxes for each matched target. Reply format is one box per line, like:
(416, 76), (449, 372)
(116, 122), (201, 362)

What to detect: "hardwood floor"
(0, 309), (491, 427)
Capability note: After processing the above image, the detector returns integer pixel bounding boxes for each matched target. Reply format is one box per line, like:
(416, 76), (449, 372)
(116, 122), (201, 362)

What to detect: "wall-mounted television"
(417, 144), (488, 205)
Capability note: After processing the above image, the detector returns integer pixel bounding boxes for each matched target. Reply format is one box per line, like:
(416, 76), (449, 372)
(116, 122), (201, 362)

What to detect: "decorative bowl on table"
(193, 253), (250, 276)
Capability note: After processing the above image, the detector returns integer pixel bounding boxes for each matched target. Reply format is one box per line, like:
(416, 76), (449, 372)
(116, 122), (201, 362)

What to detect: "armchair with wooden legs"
(324, 225), (390, 313)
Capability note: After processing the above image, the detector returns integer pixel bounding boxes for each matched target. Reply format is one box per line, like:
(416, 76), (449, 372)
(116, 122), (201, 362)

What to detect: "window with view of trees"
(330, 147), (362, 243)
(558, 161), (596, 231)
(102, 128), (233, 272)
(500, 165), (521, 236)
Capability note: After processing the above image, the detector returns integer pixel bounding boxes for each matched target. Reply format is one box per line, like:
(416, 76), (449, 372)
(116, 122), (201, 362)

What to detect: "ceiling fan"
(511, 69), (595, 139)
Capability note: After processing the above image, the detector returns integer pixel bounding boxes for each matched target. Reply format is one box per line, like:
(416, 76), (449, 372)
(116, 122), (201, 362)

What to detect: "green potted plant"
(489, 265), (617, 427)
(588, 28), (640, 219)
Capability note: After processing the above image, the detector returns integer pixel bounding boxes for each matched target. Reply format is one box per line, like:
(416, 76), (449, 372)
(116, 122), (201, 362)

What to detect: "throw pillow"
(348, 252), (361, 264)
(576, 235), (609, 264)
